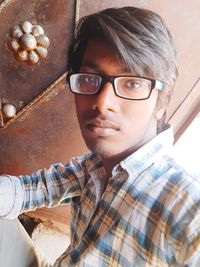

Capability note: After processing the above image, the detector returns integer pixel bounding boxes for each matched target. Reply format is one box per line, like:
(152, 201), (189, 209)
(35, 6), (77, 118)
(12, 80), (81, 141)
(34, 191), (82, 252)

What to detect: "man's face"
(75, 40), (162, 160)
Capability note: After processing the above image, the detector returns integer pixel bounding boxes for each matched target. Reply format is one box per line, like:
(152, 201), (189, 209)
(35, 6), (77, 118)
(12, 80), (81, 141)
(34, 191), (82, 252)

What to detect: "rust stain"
(15, 127), (30, 135)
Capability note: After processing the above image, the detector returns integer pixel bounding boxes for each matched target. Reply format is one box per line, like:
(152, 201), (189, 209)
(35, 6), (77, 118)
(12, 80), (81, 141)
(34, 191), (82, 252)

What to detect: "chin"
(94, 147), (113, 159)
(86, 140), (115, 159)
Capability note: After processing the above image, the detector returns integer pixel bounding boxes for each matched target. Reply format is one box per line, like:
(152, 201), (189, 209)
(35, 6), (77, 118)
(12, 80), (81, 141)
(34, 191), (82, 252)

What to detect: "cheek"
(74, 96), (83, 125)
(75, 95), (87, 115)
(74, 95), (94, 127)
(75, 95), (94, 109)
(122, 100), (157, 130)
(74, 95), (82, 109)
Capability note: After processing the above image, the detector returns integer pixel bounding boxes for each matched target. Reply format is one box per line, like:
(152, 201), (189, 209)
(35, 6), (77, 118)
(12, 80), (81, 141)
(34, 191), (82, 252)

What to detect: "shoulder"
(40, 152), (95, 179)
(53, 152), (102, 182)
(149, 155), (200, 226)
(153, 154), (200, 193)
(65, 152), (101, 172)
(163, 156), (200, 195)
(157, 157), (200, 235)
(165, 161), (200, 256)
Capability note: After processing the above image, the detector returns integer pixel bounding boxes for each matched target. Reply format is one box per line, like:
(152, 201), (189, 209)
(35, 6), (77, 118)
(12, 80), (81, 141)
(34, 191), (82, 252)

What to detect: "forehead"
(81, 39), (132, 75)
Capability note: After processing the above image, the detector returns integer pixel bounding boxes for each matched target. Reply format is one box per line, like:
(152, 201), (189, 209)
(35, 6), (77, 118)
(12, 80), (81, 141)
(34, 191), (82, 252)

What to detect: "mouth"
(86, 118), (120, 137)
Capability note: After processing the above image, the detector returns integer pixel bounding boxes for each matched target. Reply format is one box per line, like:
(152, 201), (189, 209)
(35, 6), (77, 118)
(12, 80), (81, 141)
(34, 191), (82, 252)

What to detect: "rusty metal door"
(0, 0), (87, 175)
(0, 0), (200, 225)
(1, 0), (199, 175)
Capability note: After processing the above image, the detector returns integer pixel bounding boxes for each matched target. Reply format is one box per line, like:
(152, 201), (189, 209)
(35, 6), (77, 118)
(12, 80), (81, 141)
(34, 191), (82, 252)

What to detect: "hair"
(67, 6), (178, 86)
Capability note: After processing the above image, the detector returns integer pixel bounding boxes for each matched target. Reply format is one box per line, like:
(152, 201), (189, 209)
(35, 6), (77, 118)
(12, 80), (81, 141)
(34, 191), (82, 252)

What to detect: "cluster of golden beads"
(9, 21), (50, 64)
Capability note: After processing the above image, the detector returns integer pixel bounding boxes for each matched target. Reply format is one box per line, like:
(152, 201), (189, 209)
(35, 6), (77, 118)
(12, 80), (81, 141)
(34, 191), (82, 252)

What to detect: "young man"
(1, 6), (200, 267)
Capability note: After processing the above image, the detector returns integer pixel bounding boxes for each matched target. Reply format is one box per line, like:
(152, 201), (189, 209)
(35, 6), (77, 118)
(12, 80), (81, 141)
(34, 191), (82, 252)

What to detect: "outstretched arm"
(0, 158), (85, 219)
(0, 175), (23, 219)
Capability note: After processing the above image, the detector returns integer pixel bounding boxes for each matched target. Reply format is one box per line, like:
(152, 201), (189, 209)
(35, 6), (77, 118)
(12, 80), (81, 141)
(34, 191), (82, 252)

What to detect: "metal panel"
(1, 0), (75, 110)
(0, 0), (87, 175)
(1, 0), (199, 225)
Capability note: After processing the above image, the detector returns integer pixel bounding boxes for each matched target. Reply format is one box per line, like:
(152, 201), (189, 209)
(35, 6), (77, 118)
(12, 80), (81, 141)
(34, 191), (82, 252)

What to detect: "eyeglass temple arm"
(155, 80), (166, 91)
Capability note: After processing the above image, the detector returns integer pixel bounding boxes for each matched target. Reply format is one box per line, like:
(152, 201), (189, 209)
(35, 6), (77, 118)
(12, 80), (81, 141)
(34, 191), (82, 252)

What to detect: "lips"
(86, 118), (120, 136)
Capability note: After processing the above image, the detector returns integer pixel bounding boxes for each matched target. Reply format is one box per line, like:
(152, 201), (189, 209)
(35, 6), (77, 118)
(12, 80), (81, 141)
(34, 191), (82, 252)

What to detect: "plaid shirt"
(1, 126), (200, 266)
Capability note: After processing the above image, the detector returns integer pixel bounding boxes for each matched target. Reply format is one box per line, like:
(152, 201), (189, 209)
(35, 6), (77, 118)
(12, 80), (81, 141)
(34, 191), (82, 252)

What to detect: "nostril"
(91, 84), (120, 113)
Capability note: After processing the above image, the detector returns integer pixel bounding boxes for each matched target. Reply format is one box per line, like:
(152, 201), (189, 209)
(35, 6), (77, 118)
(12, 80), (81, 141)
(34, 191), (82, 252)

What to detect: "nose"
(92, 82), (120, 113)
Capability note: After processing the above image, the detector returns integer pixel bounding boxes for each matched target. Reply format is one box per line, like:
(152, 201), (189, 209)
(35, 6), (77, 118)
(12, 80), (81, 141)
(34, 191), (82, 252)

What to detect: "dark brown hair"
(68, 6), (178, 86)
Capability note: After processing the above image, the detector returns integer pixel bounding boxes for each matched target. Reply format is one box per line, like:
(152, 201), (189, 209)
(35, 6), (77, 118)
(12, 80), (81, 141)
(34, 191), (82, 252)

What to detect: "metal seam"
(0, 0), (16, 13)
(0, 72), (67, 129)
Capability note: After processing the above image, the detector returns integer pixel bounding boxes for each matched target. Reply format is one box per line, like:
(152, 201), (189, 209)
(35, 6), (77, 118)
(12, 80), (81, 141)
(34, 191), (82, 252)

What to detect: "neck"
(100, 132), (158, 178)
(101, 157), (119, 178)
(101, 149), (135, 178)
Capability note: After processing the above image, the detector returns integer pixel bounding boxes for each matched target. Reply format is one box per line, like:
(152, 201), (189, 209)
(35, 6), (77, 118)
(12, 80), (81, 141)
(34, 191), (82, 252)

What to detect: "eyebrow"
(81, 61), (132, 74)
(80, 62), (101, 71)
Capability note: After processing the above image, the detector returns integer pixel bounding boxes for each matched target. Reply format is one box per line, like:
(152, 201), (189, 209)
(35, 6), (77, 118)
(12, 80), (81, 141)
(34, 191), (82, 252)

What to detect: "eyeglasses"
(68, 73), (166, 100)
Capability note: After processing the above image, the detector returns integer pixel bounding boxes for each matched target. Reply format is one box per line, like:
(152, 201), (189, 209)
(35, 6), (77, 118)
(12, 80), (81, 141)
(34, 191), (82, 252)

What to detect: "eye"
(125, 79), (142, 89)
(83, 76), (96, 84)
(79, 75), (100, 88)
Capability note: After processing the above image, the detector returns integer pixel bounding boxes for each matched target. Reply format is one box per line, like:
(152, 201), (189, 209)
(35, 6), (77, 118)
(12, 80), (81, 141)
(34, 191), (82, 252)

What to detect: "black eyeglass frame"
(67, 72), (167, 100)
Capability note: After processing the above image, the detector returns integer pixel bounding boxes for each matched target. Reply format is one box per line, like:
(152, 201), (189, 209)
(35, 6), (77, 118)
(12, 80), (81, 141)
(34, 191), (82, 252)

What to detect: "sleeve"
(182, 213), (200, 267)
(0, 175), (24, 219)
(166, 216), (200, 267)
(170, 177), (200, 266)
(184, 234), (200, 267)
(0, 158), (86, 219)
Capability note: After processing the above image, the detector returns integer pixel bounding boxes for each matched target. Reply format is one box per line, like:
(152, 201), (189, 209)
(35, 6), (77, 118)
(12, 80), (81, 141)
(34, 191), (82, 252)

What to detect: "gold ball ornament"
(12, 26), (23, 39)
(29, 50), (40, 64)
(2, 104), (17, 118)
(16, 50), (29, 61)
(35, 46), (48, 59)
(20, 33), (37, 51)
(36, 35), (50, 48)
(32, 25), (44, 37)
(10, 38), (20, 52)
(21, 21), (33, 34)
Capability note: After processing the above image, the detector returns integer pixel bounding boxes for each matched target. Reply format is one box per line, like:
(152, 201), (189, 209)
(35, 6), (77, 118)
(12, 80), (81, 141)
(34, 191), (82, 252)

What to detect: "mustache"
(85, 117), (120, 130)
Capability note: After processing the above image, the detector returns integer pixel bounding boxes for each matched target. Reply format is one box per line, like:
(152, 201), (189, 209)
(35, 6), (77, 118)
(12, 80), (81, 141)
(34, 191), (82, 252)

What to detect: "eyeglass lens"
(70, 73), (152, 99)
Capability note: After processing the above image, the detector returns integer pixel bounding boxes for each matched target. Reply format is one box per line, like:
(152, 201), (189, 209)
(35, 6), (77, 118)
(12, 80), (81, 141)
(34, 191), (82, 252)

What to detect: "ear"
(156, 88), (172, 120)
(156, 107), (166, 121)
